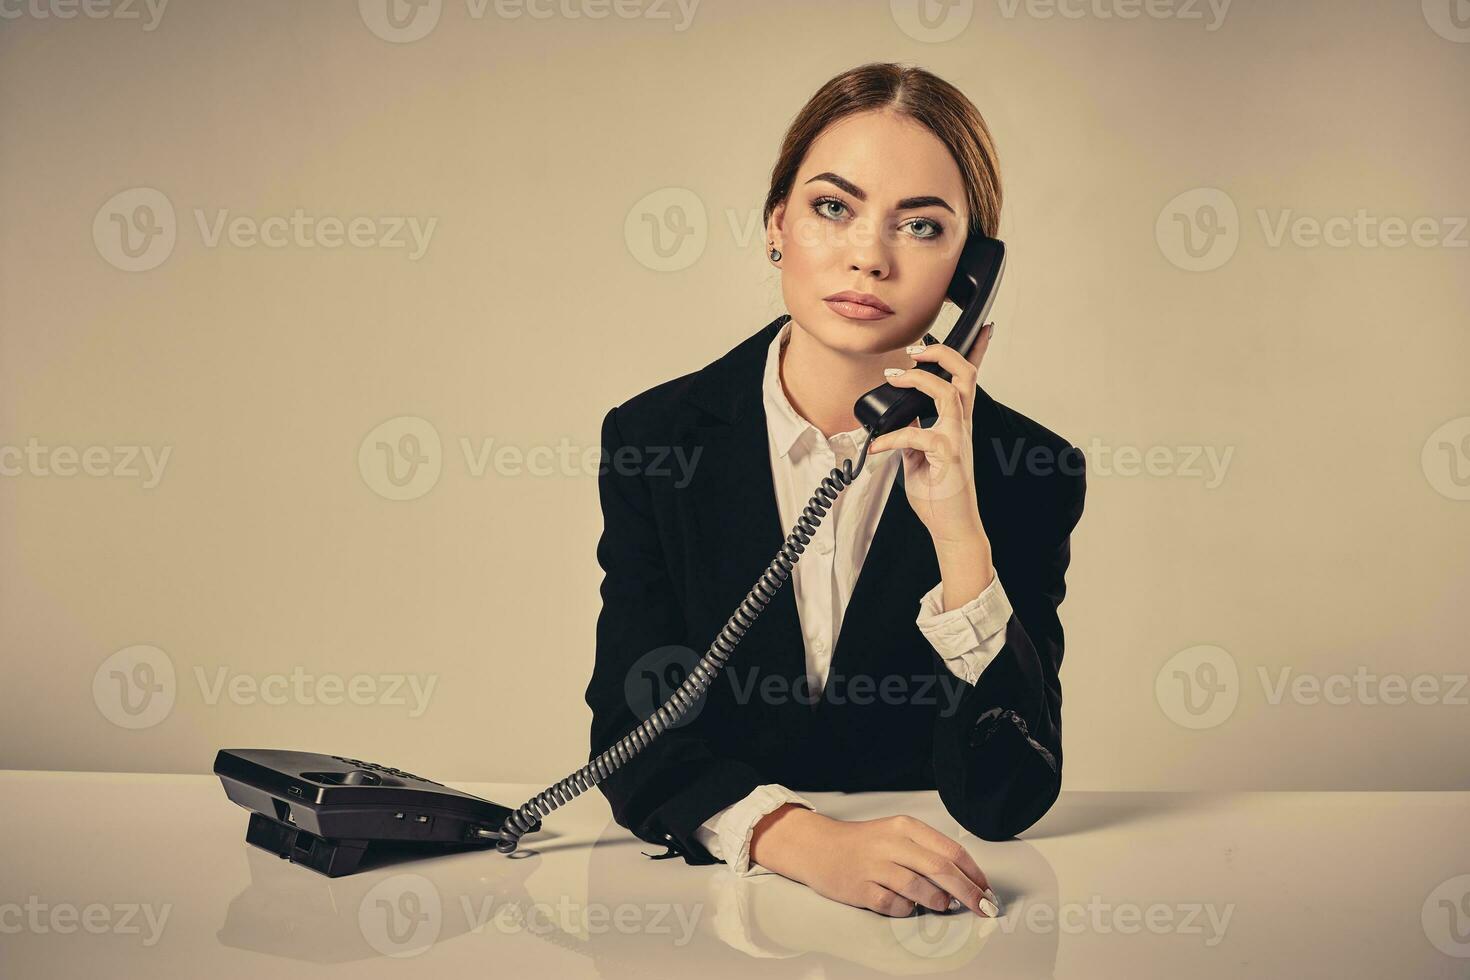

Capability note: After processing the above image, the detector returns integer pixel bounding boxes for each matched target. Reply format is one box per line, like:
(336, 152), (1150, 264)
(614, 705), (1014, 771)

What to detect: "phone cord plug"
(493, 425), (879, 854)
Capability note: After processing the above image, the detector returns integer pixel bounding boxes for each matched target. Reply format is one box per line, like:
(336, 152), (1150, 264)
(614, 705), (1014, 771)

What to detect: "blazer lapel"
(677, 318), (807, 688)
(817, 462), (939, 709)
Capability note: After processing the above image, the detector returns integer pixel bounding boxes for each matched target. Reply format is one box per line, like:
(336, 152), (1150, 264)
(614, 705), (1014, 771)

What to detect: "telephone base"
(242, 812), (502, 878)
(244, 812), (372, 877)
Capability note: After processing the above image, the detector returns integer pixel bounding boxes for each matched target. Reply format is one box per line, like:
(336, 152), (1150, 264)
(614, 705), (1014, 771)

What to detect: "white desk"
(2, 772), (1466, 978)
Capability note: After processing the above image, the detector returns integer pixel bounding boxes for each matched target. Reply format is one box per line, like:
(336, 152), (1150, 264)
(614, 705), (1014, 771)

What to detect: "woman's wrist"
(932, 526), (995, 613)
(748, 803), (826, 873)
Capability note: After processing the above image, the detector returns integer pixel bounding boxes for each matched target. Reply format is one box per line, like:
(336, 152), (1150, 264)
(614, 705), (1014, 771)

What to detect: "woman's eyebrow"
(804, 171), (956, 215)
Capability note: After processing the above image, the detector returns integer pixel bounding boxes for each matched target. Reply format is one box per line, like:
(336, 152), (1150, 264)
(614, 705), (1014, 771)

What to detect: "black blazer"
(585, 314), (1087, 865)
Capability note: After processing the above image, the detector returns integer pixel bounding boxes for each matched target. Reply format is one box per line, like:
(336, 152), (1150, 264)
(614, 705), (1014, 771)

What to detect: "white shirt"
(692, 318), (1015, 875)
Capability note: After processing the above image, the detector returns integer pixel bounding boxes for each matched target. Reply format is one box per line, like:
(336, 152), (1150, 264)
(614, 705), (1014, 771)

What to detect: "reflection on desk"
(1, 772), (1467, 979)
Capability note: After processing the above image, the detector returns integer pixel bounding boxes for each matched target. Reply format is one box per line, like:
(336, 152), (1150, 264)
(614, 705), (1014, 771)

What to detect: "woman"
(585, 63), (1087, 919)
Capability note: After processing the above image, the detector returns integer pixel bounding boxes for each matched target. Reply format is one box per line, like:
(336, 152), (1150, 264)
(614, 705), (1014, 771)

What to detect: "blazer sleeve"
(584, 404), (766, 865)
(931, 445), (1087, 841)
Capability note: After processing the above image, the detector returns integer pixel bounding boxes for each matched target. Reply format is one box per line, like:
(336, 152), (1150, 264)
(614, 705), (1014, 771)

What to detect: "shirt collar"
(762, 318), (870, 460)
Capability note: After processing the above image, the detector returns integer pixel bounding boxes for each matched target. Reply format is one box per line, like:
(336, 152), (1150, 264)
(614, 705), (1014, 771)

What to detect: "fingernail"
(982, 886), (998, 903)
(883, 367), (905, 378)
(947, 897), (963, 912)
(904, 344), (925, 356)
(978, 897), (1000, 917)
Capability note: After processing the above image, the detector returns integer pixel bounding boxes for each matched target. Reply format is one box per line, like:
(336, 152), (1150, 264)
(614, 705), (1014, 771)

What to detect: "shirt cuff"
(692, 784), (817, 876)
(915, 571), (1013, 686)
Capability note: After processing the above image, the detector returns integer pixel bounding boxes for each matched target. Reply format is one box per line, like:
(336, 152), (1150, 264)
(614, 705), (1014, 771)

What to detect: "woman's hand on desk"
(748, 805), (1000, 918)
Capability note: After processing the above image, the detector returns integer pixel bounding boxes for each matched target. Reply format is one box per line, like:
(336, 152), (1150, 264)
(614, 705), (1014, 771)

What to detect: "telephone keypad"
(329, 755), (444, 786)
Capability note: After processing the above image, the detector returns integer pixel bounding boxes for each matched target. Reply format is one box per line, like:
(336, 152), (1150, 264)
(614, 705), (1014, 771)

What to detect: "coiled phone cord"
(492, 424), (880, 854)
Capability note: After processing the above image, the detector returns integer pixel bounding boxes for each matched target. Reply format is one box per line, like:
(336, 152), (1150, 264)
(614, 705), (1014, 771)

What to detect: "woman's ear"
(766, 201), (787, 255)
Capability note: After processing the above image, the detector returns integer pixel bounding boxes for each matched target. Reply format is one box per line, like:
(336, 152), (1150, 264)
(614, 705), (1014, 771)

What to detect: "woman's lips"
(823, 297), (894, 321)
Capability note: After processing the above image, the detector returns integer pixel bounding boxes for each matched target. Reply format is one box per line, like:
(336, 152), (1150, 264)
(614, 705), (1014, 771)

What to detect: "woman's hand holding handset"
(747, 804), (1002, 918)
(866, 323), (994, 544)
(867, 324), (999, 614)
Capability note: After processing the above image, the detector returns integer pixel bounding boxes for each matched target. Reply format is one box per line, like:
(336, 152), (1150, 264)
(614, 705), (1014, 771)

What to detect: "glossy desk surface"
(2, 771), (1466, 979)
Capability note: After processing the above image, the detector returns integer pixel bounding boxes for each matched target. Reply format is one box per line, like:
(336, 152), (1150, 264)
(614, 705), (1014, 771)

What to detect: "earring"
(768, 242), (782, 263)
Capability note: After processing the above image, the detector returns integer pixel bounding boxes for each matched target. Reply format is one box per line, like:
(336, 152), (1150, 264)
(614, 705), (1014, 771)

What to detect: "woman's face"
(769, 108), (971, 356)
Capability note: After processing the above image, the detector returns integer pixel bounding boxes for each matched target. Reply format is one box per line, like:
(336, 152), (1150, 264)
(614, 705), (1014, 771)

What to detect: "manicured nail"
(904, 344), (925, 355)
(883, 367), (905, 378)
(947, 896), (963, 912)
(978, 897), (1000, 917)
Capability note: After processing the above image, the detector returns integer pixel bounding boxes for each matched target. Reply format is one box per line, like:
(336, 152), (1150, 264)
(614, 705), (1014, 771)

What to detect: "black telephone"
(215, 234), (1006, 874)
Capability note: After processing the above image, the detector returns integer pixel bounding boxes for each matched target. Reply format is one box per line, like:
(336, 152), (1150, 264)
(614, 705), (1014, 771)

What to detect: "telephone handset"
(489, 234), (1009, 854)
(855, 233), (1006, 436)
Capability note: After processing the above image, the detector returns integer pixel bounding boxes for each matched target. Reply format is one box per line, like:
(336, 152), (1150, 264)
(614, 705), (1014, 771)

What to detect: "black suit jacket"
(585, 314), (1087, 865)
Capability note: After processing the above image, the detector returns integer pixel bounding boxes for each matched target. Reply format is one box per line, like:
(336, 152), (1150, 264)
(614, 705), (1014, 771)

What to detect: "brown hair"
(763, 62), (1002, 240)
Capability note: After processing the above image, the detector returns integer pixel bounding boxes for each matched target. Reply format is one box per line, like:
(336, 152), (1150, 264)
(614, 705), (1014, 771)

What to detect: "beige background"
(1, 0), (1466, 791)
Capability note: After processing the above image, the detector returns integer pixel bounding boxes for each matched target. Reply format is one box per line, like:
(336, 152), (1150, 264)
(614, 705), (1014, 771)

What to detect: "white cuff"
(915, 572), (1012, 686)
(692, 784), (817, 876)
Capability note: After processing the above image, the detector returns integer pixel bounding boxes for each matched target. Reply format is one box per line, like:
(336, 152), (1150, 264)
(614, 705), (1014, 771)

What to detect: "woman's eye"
(812, 197), (849, 220)
(906, 218), (943, 240)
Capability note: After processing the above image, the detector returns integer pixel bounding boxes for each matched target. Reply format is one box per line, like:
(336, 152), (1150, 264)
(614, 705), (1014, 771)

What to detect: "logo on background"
(93, 644), (177, 729)
(359, 873), (442, 957)
(93, 187), (176, 272)
(1422, 0), (1470, 42)
(1422, 874), (1470, 957)
(359, 0), (442, 42)
(624, 188), (707, 272)
(359, 416), (443, 500)
(1421, 416), (1470, 500)
(889, 0), (975, 43)
(1156, 187), (1239, 272)
(1155, 644), (1239, 729)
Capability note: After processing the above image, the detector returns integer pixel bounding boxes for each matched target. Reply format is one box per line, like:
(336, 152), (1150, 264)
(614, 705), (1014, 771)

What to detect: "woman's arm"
(586, 403), (771, 863)
(864, 332), (1087, 840)
(930, 454), (1086, 840)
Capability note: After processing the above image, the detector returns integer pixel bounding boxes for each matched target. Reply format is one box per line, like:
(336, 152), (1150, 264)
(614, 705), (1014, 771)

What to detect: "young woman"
(585, 63), (1087, 919)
